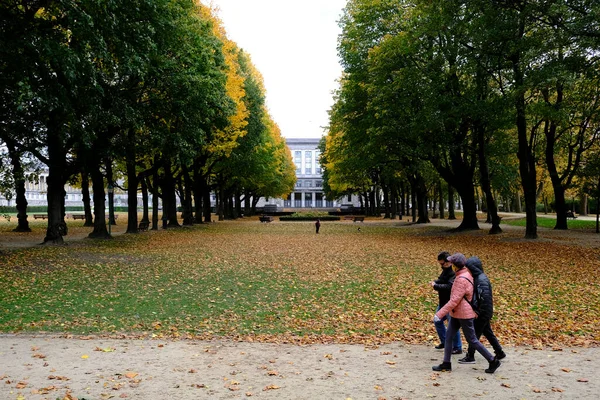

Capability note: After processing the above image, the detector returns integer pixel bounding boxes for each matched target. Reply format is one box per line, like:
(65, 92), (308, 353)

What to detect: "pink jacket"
(435, 267), (477, 320)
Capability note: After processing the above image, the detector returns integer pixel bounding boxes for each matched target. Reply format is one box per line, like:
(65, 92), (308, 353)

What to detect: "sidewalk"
(1, 335), (598, 399)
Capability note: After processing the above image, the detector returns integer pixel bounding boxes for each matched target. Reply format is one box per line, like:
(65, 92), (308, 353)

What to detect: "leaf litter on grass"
(0, 221), (599, 347)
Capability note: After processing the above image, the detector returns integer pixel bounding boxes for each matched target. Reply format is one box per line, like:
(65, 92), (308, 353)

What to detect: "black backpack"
(460, 276), (481, 316)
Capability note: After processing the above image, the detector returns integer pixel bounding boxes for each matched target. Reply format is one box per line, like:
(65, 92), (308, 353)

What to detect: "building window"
(305, 180), (312, 188)
(348, 194), (352, 202)
(295, 180), (302, 188)
(305, 151), (312, 174)
(294, 151), (302, 174)
(315, 180), (322, 188)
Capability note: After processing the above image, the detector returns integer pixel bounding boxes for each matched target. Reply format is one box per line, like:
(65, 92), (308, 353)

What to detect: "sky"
(205, 0), (347, 139)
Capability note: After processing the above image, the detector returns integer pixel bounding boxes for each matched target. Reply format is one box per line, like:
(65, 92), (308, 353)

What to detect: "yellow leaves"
(124, 372), (138, 379)
(263, 384), (280, 391)
(95, 346), (116, 352)
(81, 354), (89, 359)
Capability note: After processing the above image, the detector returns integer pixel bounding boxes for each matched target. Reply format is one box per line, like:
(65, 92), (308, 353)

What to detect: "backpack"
(460, 276), (481, 316)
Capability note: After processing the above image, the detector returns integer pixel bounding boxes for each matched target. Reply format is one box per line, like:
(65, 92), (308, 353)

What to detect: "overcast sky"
(204, 0), (347, 139)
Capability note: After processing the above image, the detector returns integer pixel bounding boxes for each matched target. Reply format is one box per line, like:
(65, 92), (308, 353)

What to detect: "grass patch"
(1, 220), (599, 346)
(503, 216), (598, 229)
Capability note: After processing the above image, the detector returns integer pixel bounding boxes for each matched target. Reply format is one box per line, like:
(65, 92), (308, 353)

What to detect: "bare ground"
(0, 335), (598, 400)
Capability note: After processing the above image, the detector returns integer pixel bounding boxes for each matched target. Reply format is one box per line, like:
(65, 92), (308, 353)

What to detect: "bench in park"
(33, 214), (48, 220)
(566, 211), (577, 220)
(259, 215), (274, 223)
(138, 220), (150, 231)
(343, 215), (355, 221)
(353, 216), (365, 222)
(71, 214), (85, 220)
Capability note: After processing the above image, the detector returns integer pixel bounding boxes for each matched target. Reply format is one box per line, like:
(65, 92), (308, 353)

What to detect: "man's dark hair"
(437, 251), (451, 262)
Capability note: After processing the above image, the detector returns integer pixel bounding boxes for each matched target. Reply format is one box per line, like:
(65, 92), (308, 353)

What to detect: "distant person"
(315, 218), (321, 234)
(432, 253), (501, 374)
(430, 251), (462, 354)
(458, 256), (506, 364)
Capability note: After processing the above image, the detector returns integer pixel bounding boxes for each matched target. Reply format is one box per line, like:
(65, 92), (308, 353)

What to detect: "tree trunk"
(88, 167), (109, 239)
(105, 159), (116, 227)
(182, 168), (194, 226)
(512, 46), (537, 238)
(163, 161), (180, 228)
(383, 186), (391, 219)
(81, 171), (93, 226)
(125, 130), (138, 233)
(43, 127), (68, 244)
(438, 180), (445, 220)
(151, 172), (159, 230)
(6, 142), (31, 232)
(202, 177), (212, 223)
(475, 123), (502, 234)
(139, 172), (150, 226)
(581, 193), (588, 216)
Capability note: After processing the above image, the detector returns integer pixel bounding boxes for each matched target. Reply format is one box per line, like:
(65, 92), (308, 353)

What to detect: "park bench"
(71, 214), (85, 220)
(353, 216), (365, 222)
(138, 220), (150, 231)
(343, 215), (355, 221)
(33, 214), (48, 219)
(259, 215), (274, 223)
(566, 211), (577, 220)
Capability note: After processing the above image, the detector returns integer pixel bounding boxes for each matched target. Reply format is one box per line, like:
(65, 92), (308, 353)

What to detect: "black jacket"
(465, 256), (494, 321)
(434, 267), (455, 307)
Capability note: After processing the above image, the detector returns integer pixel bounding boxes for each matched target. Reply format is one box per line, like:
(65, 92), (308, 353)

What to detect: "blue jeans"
(435, 306), (462, 350)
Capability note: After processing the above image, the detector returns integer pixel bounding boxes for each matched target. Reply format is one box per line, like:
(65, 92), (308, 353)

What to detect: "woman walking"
(432, 253), (501, 374)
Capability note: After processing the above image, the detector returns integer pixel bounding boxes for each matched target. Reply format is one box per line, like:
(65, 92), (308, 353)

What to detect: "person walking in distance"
(315, 218), (321, 234)
(430, 251), (462, 354)
(432, 253), (501, 374)
(458, 256), (506, 364)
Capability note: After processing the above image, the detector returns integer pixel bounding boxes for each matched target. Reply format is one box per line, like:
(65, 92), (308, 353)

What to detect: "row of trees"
(0, 0), (296, 243)
(322, 0), (600, 238)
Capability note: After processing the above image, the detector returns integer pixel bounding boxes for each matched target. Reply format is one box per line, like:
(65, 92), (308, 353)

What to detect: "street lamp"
(107, 183), (114, 236)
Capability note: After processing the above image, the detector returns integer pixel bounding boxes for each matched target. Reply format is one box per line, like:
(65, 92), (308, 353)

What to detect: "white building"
(258, 138), (360, 210)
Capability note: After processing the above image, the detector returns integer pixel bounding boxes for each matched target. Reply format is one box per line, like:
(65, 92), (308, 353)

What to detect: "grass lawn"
(503, 216), (599, 230)
(1, 218), (599, 347)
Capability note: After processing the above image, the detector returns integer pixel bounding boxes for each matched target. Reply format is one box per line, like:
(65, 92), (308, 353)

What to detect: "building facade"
(258, 138), (360, 210)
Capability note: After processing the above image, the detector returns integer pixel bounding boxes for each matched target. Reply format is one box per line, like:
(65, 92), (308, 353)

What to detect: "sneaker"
(451, 348), (462, 355)
(458, 356), (476, 364)
(434, 343), (445, 350)
(496, 350), (506, 360)
(432, 362), (452, 372)
(485, 358), (501, 373)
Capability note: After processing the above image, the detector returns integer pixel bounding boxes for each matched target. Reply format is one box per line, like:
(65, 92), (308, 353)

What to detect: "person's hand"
(430, 281), (435, 287)
(433, 315), (441, 323)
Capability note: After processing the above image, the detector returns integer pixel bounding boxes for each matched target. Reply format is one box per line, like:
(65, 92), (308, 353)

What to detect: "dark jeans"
(467, 318), (503, 358)
(444, 317), (493, 364)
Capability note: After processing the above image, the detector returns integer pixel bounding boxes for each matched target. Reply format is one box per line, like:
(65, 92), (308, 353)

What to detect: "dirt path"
(0, 335), (597, 400)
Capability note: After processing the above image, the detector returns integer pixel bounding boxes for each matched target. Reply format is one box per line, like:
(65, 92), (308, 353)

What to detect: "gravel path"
(1, 335), (598, 400)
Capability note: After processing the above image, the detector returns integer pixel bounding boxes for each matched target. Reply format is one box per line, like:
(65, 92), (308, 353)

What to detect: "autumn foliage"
(0, 219), (599, 347)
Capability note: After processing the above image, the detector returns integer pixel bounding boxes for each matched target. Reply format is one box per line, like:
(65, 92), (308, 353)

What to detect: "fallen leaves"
(263, 384), (280, 391)
(1, 222), (599, 348)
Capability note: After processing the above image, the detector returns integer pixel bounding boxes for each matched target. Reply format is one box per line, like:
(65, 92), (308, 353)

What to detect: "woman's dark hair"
(437, 251), (451, 262)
